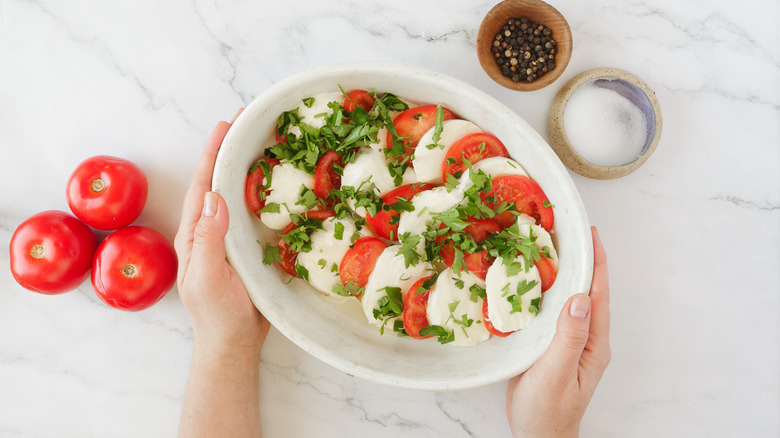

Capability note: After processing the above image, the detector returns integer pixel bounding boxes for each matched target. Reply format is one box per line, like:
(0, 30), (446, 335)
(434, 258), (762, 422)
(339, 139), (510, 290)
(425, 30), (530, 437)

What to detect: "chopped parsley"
(419, 325), (455, 344)
(333, 221), (345, 240)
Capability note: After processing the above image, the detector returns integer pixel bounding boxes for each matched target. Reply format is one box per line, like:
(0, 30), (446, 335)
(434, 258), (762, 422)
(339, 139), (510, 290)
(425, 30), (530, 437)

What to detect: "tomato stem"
(91, 178), (106, 193)
(121, 264), (138, 279)
(30, 244), (45, 259)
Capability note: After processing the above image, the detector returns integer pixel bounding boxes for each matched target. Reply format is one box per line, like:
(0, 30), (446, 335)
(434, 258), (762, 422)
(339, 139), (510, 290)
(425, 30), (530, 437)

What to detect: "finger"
(535, 293), (592, 378)
(180, 121), (232, 231)
(190, 191), (230, 272)
(230, 108), (244, 123)
(588, 227), (610, 344)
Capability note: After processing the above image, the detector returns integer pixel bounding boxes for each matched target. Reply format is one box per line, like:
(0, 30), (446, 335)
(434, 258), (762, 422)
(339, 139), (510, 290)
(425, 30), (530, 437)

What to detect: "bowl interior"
(477, 0), (573, 92)
(212, 61), (593, 391)
(547, 67), (663, 179)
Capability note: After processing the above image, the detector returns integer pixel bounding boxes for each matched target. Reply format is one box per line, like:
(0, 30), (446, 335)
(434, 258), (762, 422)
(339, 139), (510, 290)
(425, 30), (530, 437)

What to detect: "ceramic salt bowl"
(548, 67), (663, 179)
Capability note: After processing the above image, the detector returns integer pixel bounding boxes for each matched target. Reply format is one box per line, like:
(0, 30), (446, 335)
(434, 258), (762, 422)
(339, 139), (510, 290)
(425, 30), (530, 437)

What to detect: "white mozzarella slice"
(397, 186), (465, 253)
(413, 120), (483, 184)
(516, 214), (559, 269)
(260, 162), (315, 230)
(485, 255), (543, 333)
(285, 92), (344, 138)
(362, 245), (432, 328)
(296, 217), (369, 300)
(426, 268), (491, 346)
(472, 156), (528, 178)
(341, 147), (396, 196)
(398, 186), (465, 235)
(341, 147), (418, 218)
(369, 127), (390, 153)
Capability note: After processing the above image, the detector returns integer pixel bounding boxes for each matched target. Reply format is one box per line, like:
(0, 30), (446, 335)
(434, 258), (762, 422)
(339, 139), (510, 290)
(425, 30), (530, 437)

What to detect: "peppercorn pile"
(491, 17), (556, 83)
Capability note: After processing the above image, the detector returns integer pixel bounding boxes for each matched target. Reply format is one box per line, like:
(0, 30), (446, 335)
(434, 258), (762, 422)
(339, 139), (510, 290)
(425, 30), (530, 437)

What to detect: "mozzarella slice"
(286, 92), (344, 138)
(341, 147), (399, 196)
(413, 120), (483, 184)
(426, 268), (490, 346)
(485, 255), (543, 333)
(397, 186), (465, 254)
(471, 156), (528, 178)
(296, 217), (369, 300)
(397, 186), (465, 236)
(362, 245), (432, 328)
(516, 214), (559, 269)
(260, 162), (315, 230)
(341, 147), (417, 217)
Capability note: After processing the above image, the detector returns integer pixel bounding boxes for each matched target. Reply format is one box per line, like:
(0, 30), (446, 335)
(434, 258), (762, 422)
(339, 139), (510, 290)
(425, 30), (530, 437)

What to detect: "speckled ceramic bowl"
(212, 61), (593, 391)
(548, 67), (663, 179)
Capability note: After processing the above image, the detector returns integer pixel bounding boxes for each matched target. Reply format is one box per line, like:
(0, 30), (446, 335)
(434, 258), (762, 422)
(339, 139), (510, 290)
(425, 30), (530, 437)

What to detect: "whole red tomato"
(91, 226), (177, 311)
(9, 210), (97, 294)
(67, 155), (148, 230)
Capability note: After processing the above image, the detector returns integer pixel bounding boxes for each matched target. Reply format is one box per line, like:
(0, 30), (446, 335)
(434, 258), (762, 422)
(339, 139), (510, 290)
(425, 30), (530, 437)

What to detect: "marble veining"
(0, 0), (778, 437)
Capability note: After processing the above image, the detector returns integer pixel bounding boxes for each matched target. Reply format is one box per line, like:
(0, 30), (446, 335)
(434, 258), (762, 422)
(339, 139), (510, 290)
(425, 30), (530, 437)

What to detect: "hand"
(506, 227), (611, 438)
(176, 112), (270, 437)
(174, 110), (270, 354)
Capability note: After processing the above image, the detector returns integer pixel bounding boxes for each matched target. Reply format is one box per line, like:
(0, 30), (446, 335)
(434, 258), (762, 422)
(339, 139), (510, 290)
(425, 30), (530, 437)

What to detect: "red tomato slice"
(343, 90), (375, 113)
(339, 237), (387, 289)
(275, 210), (336, 276)
(275, 131), (288, 144)
(385, 105), (455, 163)
(535, 254), (557, 292)
(480, 175), (554, 231)
(365, 183), (435, 241)
(313, 150), (343, 200)
(403, 276), (435, 339)
(482, 299), (513, 337)
(245, 158), (281, 218)
(438, 218), (501, 280)
(441, 133), (509, 181)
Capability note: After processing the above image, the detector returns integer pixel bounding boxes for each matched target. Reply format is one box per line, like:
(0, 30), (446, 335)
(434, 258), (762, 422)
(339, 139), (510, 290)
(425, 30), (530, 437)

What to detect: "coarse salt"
(563, 81), (648, 167)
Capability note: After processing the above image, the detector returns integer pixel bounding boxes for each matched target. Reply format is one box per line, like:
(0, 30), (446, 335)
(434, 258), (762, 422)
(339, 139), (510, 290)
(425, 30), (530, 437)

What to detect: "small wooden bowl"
(477, 0), (573, 92)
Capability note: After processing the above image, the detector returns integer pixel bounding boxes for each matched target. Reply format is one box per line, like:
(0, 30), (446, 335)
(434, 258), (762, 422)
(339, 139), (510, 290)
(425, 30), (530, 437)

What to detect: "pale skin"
(176, 114), (610, 438)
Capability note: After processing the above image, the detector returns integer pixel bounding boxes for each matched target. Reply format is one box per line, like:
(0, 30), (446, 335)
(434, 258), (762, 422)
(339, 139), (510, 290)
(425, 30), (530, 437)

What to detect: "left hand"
(174, 109), (270, 354)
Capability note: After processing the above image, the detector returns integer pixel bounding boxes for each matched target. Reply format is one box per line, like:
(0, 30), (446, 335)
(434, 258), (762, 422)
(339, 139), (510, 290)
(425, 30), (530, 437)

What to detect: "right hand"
(505, 227), (611, 438)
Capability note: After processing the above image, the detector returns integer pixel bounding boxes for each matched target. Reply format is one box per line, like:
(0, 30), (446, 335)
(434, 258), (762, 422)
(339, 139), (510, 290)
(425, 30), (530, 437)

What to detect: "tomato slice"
(275, 131), (288, 144)
(482, 299), (513, 337)
(438, 218), (501, 280)
(313, 150), (343, 201)
(365, 183), (435, 241)
(480, 175), (554, 231)
(402, 276), (435, 339)
(339, 237), (387, 289)
(385, 105), (455, 164)
(442, 133), (509, 181)
(535, 254), (557, 292)
(245, 158), (281, 218)
(343, 90), (375, 113)
(275, 210), (336, 276)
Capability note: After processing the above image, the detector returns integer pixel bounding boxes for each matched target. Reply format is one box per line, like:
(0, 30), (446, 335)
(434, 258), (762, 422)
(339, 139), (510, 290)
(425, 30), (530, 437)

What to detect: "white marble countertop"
(1, 0), (778, 436)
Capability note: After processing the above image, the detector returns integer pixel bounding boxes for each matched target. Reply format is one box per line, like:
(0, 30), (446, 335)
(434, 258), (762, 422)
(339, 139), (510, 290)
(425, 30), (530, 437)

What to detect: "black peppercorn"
(490, 16), (557, 83)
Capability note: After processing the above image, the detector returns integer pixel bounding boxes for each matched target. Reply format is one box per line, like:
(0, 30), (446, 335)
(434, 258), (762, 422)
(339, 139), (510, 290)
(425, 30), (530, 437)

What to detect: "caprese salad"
(246, 89), (558, 346)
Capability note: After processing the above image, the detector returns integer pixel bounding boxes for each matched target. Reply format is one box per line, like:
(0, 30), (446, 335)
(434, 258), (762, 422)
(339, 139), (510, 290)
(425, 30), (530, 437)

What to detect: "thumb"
(537, 293), (592, 375)
(191, 191), (229, 266)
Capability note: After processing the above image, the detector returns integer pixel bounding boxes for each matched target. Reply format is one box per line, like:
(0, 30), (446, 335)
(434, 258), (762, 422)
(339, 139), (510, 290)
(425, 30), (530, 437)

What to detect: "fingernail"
(203, 192), (217, 217)
(569, 294), (590, 319)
